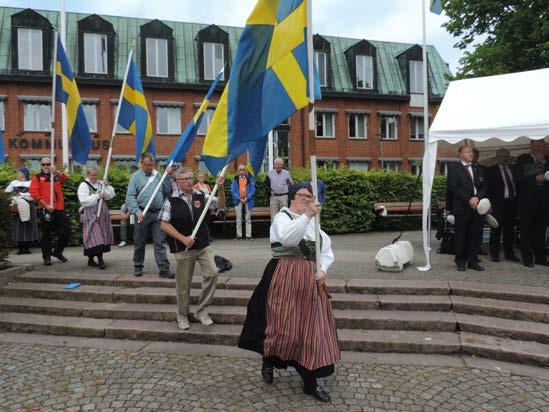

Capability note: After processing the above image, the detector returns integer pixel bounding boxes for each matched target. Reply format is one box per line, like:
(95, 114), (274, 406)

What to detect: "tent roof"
(429, 68), (549, 146)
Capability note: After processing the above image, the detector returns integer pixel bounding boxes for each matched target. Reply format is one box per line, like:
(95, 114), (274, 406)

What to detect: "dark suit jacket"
(514, 153), (549, 209)
(487, 164), (516, 211)
(447, 162), (488, 215)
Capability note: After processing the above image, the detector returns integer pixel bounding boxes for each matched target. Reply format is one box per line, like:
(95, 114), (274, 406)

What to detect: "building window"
(439, 161), (457, 176)
(410, 116), (424, 140)
(409, 60), (423, 93)
(356, 55), (373, 89)
(348, 113), (367, 139)
(156, 106), (181, 135)
(146, 38), (168, 78)
(24, 102), (50, 131)
(381, 160), (401, 172)
(410, 161), (422, 176)
(83, 33), (108, 74)
(380, 115), (398, 140)
(82, 103), (97, 133)
(203, 42), (224, 81)
(18, 28), (43, 71)
(0, 101), (4, 131)
(315, 51), (327, 87)
(113, 104), (129, 133)
(316, 112), (335, 138)
(318, 160), (339, 170)
(348, 160), (370, 171)
(197, 108), (216, 135)
(197, 159), (208, 172)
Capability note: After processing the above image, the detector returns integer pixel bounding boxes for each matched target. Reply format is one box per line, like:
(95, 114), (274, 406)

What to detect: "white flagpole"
(60, 0), (69, 169)
(142, 160), (173, 217)
(49, 32), (58, 210)
(97, 47), (134, 217)
(267, 130), (274, 170)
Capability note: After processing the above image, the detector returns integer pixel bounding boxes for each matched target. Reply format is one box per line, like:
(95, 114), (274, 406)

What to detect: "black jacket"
(514, 153), (549, 210)
(487, 164), (516, 212)
(447, 162), (488, 215)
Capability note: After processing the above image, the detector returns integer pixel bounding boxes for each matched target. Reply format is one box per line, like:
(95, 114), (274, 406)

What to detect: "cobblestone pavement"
(8, 231), (549, 287)
(1, 342), (548, 411)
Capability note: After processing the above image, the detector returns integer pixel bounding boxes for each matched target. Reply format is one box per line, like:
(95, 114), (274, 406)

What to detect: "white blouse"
(77, 179), (115, 208)
(5, 180), (33, 201)
(270, 207), (334, 274)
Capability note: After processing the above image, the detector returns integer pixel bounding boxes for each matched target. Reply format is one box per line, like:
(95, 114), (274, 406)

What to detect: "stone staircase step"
(332, 310), (456, 331)
(347, 279), (449, 295)
(1, 283), (120, 302)
(460, 333), (549, 367)
(449, 281), (549, 304)
(452, 296), (549, 323)
(378, 295), (452, 311)
(16, 272), (120, 286)
(456, 313), (549, 345)
(0, 312), (111, 337)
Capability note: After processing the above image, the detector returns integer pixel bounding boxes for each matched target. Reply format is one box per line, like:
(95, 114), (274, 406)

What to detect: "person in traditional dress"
(5, 168), (38, 254)
(238, 182), (340, 403)
(77, 166), (115, 269)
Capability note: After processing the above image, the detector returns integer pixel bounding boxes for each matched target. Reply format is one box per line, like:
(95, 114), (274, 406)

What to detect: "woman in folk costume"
(239, 182), (339, 403)
(77, 166), (115, 269)
(5, 168), (38, 254)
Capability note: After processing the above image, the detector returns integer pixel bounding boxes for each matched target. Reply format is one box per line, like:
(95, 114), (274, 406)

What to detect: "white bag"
(375, 240), (414, 272)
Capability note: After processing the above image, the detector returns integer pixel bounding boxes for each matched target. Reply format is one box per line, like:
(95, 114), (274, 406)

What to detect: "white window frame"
(380, 115), (398, 140)
(203, 42), (225, 81)
(84, 33), (108, 74)
(315, 112), (335, 138)
(23, 102), (51, 132)
(17, 28), (43, 71)
(409, 60), (423, 93)
(315, 51), (327, 87)
(156, 106), (181, 135)
(197, 108), (216, 135)
(356, 55), (373, 89)
(381, 160), (401, 172)
(146, 37), (168, 78)
(82, 103), (97, 133)
(410, 161), (422, 176)
(439, 161), (458, 176)
(0, 100), (5, 131)
(348, 113), (368, 139)
(348, 160), (370, 171)
(409, 116), (425, 140)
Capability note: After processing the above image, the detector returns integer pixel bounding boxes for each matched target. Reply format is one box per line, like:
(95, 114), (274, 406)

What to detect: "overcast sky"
(1, 0), (464, 73)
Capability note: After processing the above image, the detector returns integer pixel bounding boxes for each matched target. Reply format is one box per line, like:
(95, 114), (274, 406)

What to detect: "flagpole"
(50, 32), (59, 210)
(97, 46), (134, 217)
(142, 160), (173, 217)
(60, 0), (69, 169)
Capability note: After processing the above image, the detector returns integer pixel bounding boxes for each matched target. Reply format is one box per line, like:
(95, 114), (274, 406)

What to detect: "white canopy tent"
(419, 68), (549, 270)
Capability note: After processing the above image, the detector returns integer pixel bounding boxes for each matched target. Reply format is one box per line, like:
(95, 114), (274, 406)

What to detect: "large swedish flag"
(117, 59), (155, 163)
(202, 0), (320, 175)
(55, 35), (92, 164)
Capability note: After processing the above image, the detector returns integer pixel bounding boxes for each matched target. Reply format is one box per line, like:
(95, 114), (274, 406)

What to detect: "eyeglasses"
(176, 177), (193, 181)
(238, 169), (246, 171)
(41, 163), (51, 166)
(296, 193), (313, 200)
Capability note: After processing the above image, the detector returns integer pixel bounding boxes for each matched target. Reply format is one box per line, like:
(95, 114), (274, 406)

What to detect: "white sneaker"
(118, 241), (126, 247)
(176, 314), (190, 330)
(485, 213), (499, 229)
(195, 311), (213, 326)
(446, 215), (455, 225)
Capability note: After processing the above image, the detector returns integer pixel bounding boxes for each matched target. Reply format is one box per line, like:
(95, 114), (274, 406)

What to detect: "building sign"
(8, 137), (110, 150)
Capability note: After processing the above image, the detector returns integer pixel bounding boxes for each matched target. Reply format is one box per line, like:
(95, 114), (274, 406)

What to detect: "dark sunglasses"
(41, 163), (51, 166)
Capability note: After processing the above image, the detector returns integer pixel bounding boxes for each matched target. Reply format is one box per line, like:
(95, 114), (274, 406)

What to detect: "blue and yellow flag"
(430, 0), (443, 14)
(202, 0), (321, 175)
(55, 35), (92, 164)
(117, 59), (155, 163)
(0, 129), (5, 163)
(168, 70), (223, 163)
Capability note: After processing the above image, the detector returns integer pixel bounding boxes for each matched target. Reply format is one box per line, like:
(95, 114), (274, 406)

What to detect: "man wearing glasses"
(159, 167), (225, 330)
(29, 157), (71, 266)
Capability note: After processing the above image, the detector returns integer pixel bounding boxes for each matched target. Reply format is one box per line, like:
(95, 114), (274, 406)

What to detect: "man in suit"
(487, 148), (520, 262)
(447, 144), (488, 271)
(514, 140), (549, 267)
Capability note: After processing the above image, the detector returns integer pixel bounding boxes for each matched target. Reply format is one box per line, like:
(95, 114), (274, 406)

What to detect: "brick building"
(0, 7), (456, 173)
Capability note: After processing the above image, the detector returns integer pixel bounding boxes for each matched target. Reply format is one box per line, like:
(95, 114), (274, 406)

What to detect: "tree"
(442, 0), (549, 78)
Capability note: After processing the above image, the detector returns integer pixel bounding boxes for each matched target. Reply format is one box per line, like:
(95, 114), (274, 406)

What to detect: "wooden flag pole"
(97, 46), (134, 218)
(49, 32), (59, 210)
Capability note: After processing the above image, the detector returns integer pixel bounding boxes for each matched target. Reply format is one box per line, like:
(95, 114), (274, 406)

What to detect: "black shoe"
(457, 263), (466, 272)
(506, 255), (520, 262)
(43, 257), (52, 266)
(303, 383), (331, 403)
(16, 249), (25, 255)
(524, 262), (534, 268)
(88, 259), (98, 267)
(159, 269), (175, 279)
(490, 256), (500, 262)
(98, 259), (106, 270)
(261, 366), (273, 384)
(24, 248), (32, 254)
(52, 252), (68, 263)
(467, 263), (485, 271)
(134, 267), (143, 277)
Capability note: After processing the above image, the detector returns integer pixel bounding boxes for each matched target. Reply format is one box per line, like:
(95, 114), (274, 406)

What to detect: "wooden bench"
(109, 209), (127, 228)
(374, 202), (424, 217)
(214, 206), (272, 224)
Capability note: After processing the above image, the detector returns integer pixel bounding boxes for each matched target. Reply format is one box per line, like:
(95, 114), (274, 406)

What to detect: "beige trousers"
(269, 194), (288, 220)
(174, 246), (218, 317)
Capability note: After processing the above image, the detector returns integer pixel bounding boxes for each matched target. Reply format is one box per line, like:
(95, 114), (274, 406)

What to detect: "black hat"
(288, 182), (313, 202)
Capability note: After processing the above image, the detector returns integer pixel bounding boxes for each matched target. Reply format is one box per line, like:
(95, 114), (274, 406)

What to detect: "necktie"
(502, 166), (514, 199)
(466, 164), (477, 195)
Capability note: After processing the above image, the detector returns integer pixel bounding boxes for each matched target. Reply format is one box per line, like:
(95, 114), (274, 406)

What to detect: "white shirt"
(5, 180), (33, 201)
(461, 161), (477, 195)
(77, 179), (115, 208)
(270, 207), (334, 274)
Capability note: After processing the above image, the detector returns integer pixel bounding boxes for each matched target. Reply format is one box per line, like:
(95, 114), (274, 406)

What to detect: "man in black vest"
(159, 167), (225, 330)
(447, 144), (488, 271)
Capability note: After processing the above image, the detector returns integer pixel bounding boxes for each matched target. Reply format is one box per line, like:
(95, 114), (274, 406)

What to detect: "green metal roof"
(0, 6), (451, 96)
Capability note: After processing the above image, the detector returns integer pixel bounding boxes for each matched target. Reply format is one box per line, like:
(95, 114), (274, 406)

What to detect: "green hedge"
(0, 163), (448, 254)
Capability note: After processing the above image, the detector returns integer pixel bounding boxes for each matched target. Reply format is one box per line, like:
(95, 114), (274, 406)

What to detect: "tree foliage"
(443, 0), (549, 78)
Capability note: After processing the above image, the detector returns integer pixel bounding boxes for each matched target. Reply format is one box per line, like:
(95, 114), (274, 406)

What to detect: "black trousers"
(489, 199), (516, 258)
(519, 203), (548, 265)
(39, 210), (71, 259)
(454, 211), (483, 266)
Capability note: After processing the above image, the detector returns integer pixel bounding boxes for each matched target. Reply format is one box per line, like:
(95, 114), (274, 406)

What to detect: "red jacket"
(30, 171), (69, 211)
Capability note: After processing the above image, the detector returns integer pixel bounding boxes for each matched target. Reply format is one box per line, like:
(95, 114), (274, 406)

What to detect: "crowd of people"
(446, 140), (549, 271)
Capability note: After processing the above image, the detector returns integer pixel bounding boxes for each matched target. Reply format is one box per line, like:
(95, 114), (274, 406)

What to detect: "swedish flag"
(202, 0), (320, 175)
(430, 0), (443, 14)
(117, 59), (155, 163)
(55, 35), (92, 164)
